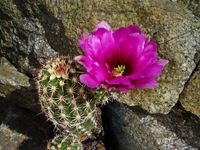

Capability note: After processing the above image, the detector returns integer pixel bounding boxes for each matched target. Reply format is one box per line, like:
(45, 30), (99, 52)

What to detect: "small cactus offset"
(38, 56), (101, 142)
(47, 135), (82, 150)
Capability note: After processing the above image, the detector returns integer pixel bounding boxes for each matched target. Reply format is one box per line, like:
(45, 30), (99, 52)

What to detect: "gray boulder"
(103, 102), (200, 150)
(179, 63), (200, 118)
(0, 57), (30, 97)
(0, 124), (27, 150)
(0, 98), (52, 150)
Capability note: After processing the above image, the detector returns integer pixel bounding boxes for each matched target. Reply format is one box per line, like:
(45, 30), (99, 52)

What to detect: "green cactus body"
(48, 135), (82, 150)
(38, 56), (100, 141)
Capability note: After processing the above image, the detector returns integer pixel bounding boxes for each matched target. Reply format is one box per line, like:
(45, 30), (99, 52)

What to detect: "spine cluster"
(38, 56), (102, 149)
(48, 134), (81, 150)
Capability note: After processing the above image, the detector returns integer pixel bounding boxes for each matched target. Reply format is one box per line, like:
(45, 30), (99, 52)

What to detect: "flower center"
(55, 63), (68, 75)
(112, 65), (126, 77)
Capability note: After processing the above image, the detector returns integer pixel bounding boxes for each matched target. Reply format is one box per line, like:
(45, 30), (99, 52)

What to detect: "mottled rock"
(180, 63), (200, 118)
(0, 57), (30, 97)
(43, 0), (200, 114)
(0, 0), (66, 110)
(103, 102), (200, 150)
(178, 0), (200, 18)
(0, 0), (59, 77)
(0, 98), (52, 150)
(0, 124), (27, 150)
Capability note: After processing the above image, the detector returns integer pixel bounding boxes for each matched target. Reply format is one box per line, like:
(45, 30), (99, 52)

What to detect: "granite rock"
(0, 57), (30, 97)
(0, 97), (52, 150)
(0, 0), (60, 77)
(178, 0), (200, 18)
(180, 63), (200, 118)
(0, 0), (66, 110)
(103, 102), (200, 150)
(0, 124), (27, 150)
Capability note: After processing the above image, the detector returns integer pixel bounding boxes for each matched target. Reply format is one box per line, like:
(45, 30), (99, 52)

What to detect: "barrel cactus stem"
(37, 56), (101, 142)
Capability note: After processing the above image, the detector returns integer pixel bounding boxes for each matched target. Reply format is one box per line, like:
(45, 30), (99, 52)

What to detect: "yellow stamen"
(112, 65), (126, 77)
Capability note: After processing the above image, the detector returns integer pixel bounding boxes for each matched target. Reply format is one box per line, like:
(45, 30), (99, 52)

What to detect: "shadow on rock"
(102, 101), (200, 150)
(0, 96), (54, 150)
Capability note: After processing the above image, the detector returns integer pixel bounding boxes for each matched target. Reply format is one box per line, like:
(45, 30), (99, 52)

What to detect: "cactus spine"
(38, 56), (102, 149)
(48, 134), (82, 150)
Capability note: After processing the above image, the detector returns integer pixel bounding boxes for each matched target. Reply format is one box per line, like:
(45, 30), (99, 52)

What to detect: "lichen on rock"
(180, 63), (200, 118)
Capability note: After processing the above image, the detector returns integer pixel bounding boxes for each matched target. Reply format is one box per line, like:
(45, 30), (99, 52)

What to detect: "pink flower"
(75, 21), (168, 92)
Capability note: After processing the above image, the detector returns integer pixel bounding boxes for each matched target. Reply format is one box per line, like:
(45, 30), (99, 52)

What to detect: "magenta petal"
(117, 33), (146, 68)
(93, 28), (109, 39)
(128, 74), (143, 80)
(106, 76), (131, 86)
(77, 21), (168, 92)
(144, 41), (157, 53)
(80, 74), (100, 88)
(134, 78), (158, 88)
(88, 35), (102, 52)
(113, 24), (141, 44)
(105, 76), (133, 92)
(128, 24), (141, 33)
(89, 65), (109, 82)
(74, 56), (83, 63)
(113, 27), (132, 44)
(101, 32), (116, 66)
(128, 33), (146, 57)
(74, 56), (93, 72)
(142, 63), (163, 78)
(133, 51), (157, 73)
(158, 59), (169, 66)
(142, 59), (168, 78)
(94, 21), (112, 32)
(83, 35), (102, 57)
(78, 33), (90, 50)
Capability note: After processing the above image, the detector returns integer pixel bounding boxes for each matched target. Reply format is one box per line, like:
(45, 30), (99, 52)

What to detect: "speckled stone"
(0, 124), (27, 150)
(178, 0), (200, 18)
(0, 0), (60, 111)
(0, 98), (52, 149)
(0, 0), (58, 77)
(179, 63), (200, 118)
(0, 57), (30, 97)
(103, 102), (200, 150)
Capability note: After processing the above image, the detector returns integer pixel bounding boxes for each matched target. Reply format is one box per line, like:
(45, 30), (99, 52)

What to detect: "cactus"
(38, 56), (101, 141)
(47, 134), (82, 150)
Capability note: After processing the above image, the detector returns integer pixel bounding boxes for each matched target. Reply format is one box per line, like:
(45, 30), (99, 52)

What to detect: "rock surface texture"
(180, 63), (200, 118)
(0, 0), (199, 149)
(103, 102), (200, 150)
(0, 57), (30, 97)
(0, 97), (52, 150)
(0, 124), (27, 150)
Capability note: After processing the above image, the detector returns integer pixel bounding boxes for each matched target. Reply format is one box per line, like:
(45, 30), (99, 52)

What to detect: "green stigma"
(113, 65), (126, 77)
